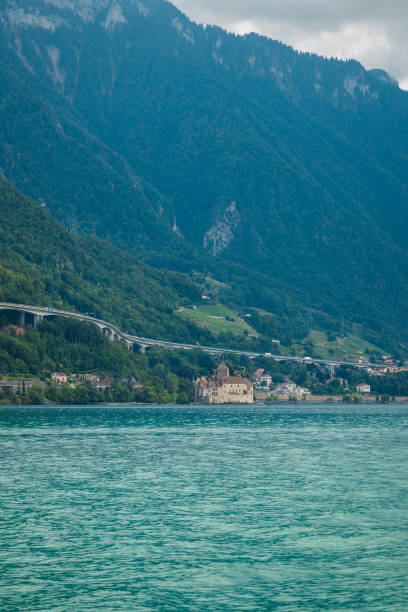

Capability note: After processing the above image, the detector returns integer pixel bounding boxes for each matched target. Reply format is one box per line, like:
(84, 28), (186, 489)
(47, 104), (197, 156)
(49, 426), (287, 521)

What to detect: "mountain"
(0, 177), (201, 341)
(0, 178), (283, 352)
(0, 177), (260, 403)
(1, 0), (408, 353)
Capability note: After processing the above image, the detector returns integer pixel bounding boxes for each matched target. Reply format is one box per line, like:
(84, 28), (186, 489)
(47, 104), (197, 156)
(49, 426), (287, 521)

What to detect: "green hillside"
(0, 319), (214, 405)
(301, 330), (385, 362)
(0, 178), (201, 341)
(1, 0), (408, 355)
(178, 304), (258, 337)
(0, 178), (222, 403)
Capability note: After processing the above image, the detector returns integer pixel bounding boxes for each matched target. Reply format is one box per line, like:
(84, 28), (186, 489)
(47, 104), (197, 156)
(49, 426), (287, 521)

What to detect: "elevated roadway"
(0, 302), (379, 370)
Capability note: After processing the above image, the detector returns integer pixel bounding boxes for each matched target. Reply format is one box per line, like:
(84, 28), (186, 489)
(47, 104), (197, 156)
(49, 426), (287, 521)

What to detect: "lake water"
(1, 404), (408, 611)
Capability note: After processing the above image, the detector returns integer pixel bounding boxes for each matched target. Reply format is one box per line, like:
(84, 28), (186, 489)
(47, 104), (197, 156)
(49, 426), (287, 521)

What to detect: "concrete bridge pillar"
(328, 364), (336, 377)
(139, 344), (147, 354)
(315, 363), (327, 376)
(33, 314), (43, 329)
(19, 312), (26, 329)
(102, 328), (113, 341)
(107, 329), (115, 341)
(126, 341), (134, 352)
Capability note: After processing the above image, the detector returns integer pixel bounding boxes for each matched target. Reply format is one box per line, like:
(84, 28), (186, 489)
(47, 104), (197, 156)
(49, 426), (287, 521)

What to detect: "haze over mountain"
(1, 0), (408, 353)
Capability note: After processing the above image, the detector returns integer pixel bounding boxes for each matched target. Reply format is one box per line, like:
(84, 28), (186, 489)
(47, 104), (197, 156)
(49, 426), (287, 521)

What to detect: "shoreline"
(2, 400), (408, 407)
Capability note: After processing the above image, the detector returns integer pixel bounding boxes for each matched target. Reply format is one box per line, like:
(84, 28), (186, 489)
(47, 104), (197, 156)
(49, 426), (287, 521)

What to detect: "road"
(0, 302), (378, 370)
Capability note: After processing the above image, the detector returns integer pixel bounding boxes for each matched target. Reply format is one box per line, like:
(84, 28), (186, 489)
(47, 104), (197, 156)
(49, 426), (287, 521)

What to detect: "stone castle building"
(194, 362), (254, 404)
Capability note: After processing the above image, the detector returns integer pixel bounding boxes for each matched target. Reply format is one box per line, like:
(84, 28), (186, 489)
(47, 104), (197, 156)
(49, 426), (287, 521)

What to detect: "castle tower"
(216, 361), (229, 378)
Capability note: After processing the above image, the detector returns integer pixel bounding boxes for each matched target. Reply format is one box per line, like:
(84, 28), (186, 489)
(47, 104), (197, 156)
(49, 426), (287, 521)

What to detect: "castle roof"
(195, 373), (252, 389)
(218, 376), (252, 387)
(216, 361), (229, 376)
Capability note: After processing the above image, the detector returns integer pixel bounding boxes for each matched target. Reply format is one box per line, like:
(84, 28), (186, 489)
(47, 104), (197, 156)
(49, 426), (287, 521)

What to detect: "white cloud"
(173, 0), (408, 89)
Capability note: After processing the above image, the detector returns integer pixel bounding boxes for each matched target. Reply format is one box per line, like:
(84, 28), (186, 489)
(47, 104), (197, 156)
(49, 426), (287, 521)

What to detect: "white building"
(356, 384), (371, 393)
(258, 374), (272, 387)
(51, 372), (68, 385)
(272, 381), (311, 399)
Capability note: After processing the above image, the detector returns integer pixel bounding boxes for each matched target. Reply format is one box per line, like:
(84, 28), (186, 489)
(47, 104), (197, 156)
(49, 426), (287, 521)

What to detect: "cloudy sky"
(173, 0), (408, 89)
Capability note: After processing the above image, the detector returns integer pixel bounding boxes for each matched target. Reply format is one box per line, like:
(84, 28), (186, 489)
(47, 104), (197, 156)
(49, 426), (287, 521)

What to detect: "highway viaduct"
(0, 302), (379, 371)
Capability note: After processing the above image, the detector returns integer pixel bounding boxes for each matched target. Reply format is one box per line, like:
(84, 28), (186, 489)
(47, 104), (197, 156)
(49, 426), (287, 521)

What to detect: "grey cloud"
(172, 0), (408, 88)
(174, 1), (406, 27)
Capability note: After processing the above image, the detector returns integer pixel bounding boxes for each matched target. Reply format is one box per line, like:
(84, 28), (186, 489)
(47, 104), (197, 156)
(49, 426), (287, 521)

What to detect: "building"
(51, 372), (68, 385)
(4, 325), (26, 336)
(95, 380), (112, 391)
(380, 365), (399, 374)
(254, 368), (264, 378)
(195, 362), (254, 404)
(356, 384), (371, 393)
(367, 368), (384, 377)
(0, 380), (46, 393)
(80, 374), (100, 383)
(272, 381), (311, 399)
(258, 374), (272, 387)
(253, 369), (273, 388)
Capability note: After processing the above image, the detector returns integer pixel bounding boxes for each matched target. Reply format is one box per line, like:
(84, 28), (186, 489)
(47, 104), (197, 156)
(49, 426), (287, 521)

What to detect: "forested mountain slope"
(1, 0), (408, 352)
(0, 60), (193, 266)
(0, 178), (202, 341)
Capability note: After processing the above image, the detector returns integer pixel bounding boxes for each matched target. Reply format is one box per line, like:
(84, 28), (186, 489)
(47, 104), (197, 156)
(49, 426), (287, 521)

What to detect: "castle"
(194, 362), (254, 404)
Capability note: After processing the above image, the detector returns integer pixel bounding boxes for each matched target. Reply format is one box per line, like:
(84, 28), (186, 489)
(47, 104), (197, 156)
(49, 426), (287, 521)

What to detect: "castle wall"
(194, 378), (254, 404)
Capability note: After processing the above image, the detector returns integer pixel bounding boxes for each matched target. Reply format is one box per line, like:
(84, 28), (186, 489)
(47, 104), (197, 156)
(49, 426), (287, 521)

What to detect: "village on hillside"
(194, 357), (408, 404)
(2, 318), (408, 405)
(2, 354), (408, 405)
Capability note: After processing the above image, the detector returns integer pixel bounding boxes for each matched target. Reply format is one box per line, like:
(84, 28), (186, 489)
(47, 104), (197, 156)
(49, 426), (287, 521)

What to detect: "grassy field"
(303, 330), (383, 360)
(177, 304), (257, 337)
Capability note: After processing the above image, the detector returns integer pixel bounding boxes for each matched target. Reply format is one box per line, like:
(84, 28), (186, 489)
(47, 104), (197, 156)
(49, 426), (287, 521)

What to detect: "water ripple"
(1, 404), (408, 611)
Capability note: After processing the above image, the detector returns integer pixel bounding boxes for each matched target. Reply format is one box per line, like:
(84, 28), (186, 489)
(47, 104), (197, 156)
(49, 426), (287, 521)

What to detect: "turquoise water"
(1, 404), (408, 611)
